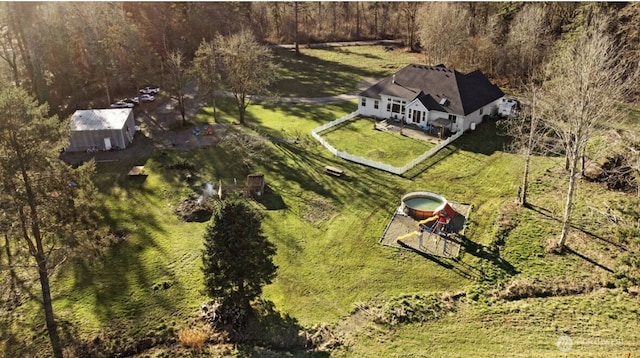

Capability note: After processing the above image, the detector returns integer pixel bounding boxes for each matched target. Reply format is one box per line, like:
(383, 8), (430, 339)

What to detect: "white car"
(139, 86), (160, 95)
(139, 94), (155, 102)
(110, 101), (134, 108)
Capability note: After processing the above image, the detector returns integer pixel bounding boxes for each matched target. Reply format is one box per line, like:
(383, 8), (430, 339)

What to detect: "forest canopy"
(0, 2), (638, 114)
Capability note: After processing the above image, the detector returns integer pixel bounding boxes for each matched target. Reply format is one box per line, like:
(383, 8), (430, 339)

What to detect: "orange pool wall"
(401, 191), (447, 220)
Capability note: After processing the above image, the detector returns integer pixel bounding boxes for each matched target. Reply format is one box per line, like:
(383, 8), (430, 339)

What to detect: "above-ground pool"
(401, 192), (447, 220)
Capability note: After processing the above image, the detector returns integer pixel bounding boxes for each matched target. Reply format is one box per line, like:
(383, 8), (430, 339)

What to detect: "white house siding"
(357, 96), (383, 118)
(358, 94), (503, 133)
(452, 98), (502, 132)
(381, 95), (407, 121)
(406, 100), (428, 126)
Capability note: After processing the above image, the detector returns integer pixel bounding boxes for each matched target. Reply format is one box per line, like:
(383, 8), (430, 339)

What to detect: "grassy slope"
(338, 292), (640, 357)
(3, 45), (640, 357)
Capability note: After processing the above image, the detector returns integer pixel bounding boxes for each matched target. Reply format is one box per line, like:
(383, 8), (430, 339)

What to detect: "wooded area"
(0, 2), (639, 117)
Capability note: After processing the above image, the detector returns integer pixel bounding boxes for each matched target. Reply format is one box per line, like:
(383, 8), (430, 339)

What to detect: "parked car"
(497, 98), (520, 119)
(110, 101), (134, 108)
(123, 97), (139, 106)
(139, 94), (155, 102)
(139, 86), (160, 95)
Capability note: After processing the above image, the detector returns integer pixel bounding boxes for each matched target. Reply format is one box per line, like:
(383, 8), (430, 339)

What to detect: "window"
(374, 100), (379, 109)
(361, 98), (366, 107)
(448, 114), (457, 121)
(387, 101), (391, 112)
(479, 108), (483, 115)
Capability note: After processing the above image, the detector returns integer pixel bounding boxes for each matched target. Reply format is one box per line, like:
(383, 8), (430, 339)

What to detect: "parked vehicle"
(139, 86), (160, 95)
(139, 94), (155, 102)
(123, 97), (139, 106)
(110, 101), (134, 108)
(498, 98), (520, 119)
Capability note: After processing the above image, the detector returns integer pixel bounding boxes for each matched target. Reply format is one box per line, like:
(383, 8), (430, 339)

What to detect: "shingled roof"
(359, 64), (504, 116)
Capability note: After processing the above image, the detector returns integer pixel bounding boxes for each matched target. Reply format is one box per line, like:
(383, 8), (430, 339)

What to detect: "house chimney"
(392, 75), (396, 84)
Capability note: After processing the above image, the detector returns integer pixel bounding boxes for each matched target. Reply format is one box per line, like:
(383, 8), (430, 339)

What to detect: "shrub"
(177, 327), (209, 348)
(495, 277), (600, 300)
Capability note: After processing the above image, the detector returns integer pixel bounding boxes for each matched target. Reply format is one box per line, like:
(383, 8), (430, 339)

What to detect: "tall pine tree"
(0, 87), (103, 357)
(202, 199), (277, 310)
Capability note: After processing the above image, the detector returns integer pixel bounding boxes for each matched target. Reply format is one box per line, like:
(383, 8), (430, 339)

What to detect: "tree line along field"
(1, 4), (640, 358)
(2, 2), (640, 115)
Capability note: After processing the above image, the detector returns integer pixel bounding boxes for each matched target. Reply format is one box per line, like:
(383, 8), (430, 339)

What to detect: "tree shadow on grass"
(526, 203), (630, 252)
(402, 145), (459, 180)
(458, 235), (519, 278)
(254, 185), (287, 211)
(235, 299), (330, 357)
(397, 239), (485, 280)
(270, 48), (384, 98)
(562, 246), (614, 273)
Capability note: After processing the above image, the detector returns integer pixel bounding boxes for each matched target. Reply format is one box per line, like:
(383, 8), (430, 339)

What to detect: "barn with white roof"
(67, 108), (136, 152)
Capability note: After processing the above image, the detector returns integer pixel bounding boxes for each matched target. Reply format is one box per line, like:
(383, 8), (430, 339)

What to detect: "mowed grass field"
(2, 45), (640, 357)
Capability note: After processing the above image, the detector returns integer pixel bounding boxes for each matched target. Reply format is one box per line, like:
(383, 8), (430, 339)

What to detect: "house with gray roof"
(358, 64), (505, 133)
(67, 108), (136, 152)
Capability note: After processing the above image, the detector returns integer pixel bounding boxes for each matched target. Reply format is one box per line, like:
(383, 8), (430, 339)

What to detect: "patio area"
(374, 119), (452, 144)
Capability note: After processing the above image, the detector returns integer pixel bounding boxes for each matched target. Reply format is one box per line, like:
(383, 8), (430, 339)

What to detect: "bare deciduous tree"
(166, 50), (189, 126)
(505, 4), (550, 83)
(539, 14), (632, 248)
(500, 86), (547, 206)
(417, 3), (468, 66)
(214, 29), (278, 125)
(193, 40), (220, 121)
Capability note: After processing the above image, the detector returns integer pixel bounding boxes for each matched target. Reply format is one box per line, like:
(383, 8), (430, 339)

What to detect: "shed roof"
(70, 108), (132, 131)
(359, 64), (504, 116)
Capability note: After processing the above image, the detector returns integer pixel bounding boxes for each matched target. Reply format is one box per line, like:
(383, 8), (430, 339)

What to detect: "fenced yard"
(312, 114), (463, 175)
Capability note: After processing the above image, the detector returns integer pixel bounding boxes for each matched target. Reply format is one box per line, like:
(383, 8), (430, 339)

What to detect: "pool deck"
(379, 202), (471, 258)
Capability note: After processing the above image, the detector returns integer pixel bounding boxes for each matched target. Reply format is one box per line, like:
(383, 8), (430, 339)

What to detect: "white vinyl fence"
(311, 113), (464, 175)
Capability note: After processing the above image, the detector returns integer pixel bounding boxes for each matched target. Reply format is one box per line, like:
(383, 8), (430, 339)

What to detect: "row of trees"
(1, 2), (639, 115)
(502, 10), (636, 248)
(163, 29), (278, 127)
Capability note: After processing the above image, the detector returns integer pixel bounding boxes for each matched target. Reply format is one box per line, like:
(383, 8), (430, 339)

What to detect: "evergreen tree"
(202, 199), (277, 310)
(0, 87), (103, 358)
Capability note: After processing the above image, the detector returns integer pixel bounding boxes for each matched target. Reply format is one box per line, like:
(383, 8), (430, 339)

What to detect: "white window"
(374, 100), (379, 109)
(361, 98), (366, 107)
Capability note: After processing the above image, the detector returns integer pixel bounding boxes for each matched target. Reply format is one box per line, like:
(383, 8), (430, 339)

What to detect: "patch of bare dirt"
(584, 154), (638, 193)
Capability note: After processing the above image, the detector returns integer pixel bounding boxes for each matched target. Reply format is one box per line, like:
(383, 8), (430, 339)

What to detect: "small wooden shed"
(246, 174), (265, 197)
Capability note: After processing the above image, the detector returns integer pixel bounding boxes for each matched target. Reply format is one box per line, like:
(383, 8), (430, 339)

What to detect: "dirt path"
(135, 72), (378, 152)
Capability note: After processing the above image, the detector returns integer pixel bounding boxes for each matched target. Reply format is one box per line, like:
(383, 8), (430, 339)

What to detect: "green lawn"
(3, 45), (640, 357)
(319, 117), (435, 167)
(269, 46), (423, 97)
